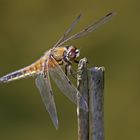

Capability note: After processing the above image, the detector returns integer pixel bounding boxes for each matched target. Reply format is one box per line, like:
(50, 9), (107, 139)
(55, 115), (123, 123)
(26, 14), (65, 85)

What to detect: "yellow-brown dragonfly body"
(0, 47), (66, 83)
(0, 12), (115, 129)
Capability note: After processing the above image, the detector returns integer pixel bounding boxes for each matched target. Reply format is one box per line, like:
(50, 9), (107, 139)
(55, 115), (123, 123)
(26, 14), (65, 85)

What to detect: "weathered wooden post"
(77, 58), (89, 140)
(77, 58), (105, 140)
(89, 67), (105, 140)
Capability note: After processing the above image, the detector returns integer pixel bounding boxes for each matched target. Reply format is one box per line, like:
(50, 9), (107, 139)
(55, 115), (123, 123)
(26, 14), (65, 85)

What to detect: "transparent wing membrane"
(53, 14), (81, 49)
(35, 70), (58, 129)
(48, 56), (88, 111)
(55, 12), (116, 48)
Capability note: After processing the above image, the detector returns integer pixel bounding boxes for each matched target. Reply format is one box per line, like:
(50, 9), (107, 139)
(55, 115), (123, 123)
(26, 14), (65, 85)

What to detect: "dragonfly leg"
(65, 64), (68, 76)
(65, 63), (77, 79)
(74, 59), (79, 63)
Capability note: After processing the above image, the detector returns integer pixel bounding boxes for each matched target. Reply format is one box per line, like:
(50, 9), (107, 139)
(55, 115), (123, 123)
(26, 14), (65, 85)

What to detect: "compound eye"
(75, 49), (80, 58)
(69, 51), (75, 58)
(75, 49), (79, 53)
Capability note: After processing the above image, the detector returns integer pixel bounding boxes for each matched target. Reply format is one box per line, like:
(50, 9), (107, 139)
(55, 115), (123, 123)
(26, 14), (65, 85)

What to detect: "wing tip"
(82, 100), (88, 112)
(77, 13), (82, 19)
(53, 119), (59, 130)
(79, 95), (89, 112)
(106, 11), (117, 18)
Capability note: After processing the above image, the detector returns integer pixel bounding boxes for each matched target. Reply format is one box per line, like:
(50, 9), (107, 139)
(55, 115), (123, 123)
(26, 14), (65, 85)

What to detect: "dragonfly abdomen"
(0, 60), (44, 83)
(0, 68), (37, 83)
(0, 70), (25, 83)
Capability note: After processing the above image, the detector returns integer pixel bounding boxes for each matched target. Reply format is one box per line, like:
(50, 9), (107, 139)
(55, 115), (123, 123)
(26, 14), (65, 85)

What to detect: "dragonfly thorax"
(64, 45), (80, 62)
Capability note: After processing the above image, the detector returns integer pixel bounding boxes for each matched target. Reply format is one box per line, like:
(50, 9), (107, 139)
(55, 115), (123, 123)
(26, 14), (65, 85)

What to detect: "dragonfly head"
(66, 46), (80, 60)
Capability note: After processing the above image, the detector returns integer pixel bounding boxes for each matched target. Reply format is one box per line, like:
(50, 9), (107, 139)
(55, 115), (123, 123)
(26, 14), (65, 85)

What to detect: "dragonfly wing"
(35, 71), (58, 129)
(56, 12), (116, 48)
(53, 14), (81, 49)
(48, 56), (88, 111)
(64, 14), (81, 37)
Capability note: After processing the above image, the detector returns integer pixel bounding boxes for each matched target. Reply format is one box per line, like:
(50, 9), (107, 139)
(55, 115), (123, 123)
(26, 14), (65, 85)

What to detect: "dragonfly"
(0, 12), (115, 129)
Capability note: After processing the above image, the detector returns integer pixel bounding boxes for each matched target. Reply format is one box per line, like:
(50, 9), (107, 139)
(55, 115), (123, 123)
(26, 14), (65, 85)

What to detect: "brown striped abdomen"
(0, 59), (44, 83)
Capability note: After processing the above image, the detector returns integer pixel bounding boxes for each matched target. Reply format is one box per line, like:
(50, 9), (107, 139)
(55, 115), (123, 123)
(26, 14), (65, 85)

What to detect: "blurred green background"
(0, 0), (139, 140)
